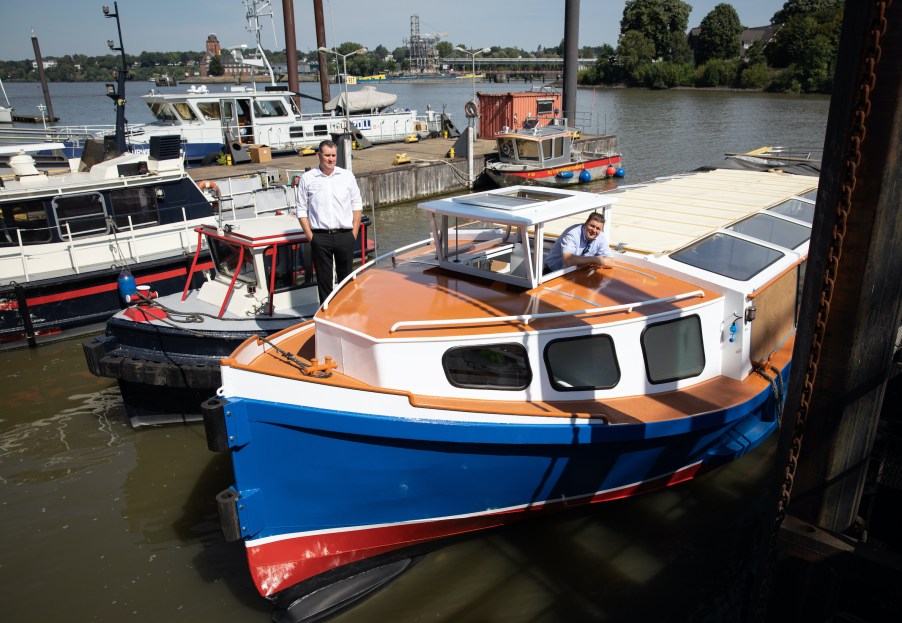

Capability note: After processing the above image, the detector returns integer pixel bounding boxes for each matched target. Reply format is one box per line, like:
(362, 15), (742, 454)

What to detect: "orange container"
(477, 91), (563, 139)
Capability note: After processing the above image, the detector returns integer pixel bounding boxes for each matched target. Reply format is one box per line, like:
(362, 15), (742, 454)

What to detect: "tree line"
(585, 0), (844, 93)
(0, 1), (843, 95)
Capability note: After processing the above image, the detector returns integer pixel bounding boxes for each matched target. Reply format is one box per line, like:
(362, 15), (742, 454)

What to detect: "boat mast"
(103, 3), (129, 154)
(243, 0), (277, 86)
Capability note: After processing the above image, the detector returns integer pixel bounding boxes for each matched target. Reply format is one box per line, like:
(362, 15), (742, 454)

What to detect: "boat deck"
(318, 245), (720, 339)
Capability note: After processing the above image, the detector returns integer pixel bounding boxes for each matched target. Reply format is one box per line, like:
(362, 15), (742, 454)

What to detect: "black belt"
(311, 228), (352, 234)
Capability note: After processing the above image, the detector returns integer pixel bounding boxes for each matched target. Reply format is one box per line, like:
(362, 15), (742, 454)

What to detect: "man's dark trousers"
(311, 229), (355, 303)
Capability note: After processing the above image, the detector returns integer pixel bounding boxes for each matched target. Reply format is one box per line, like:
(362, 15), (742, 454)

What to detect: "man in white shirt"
(544, 212), (613, 272)
(295, 140), (363, 303)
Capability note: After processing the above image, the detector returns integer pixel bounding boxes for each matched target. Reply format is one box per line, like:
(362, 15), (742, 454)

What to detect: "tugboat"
(484, 120), (624, 187)
(83, 213), (371, 427)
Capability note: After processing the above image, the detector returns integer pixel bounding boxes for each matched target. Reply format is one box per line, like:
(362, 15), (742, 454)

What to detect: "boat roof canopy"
(198, 215), (307, 247)
(420, 186), (615, 227)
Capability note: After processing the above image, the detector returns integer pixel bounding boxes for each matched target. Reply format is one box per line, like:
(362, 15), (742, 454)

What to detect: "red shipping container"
(477, 91), (563, 139)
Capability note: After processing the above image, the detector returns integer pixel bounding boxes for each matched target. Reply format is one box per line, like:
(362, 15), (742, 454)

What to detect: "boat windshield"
(209, 239), (256, 285)
(147, 102), (178, 122)
(171, 102), (198, 121)
(262, 243), (309, 293)
(196, 101), (221, 120)
(515, 139), (541, 161)
(253, 99), (289, 118)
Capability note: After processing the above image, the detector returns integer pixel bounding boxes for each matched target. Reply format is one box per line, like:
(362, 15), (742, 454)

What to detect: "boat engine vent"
(149, 135), (182, 161)
(9, 152), (40, 178)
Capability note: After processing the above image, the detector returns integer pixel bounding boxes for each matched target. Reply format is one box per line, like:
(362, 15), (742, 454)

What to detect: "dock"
(187, 134), (502, 208)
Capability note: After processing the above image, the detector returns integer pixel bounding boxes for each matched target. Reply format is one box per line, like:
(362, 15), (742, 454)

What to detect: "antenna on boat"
(103, 3), (129, 154)
(242, 0), (277, 86)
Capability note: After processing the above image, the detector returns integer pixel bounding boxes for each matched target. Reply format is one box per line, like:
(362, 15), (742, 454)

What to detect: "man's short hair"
(319, 139), (337, 151)
(586, 211), (605, 225)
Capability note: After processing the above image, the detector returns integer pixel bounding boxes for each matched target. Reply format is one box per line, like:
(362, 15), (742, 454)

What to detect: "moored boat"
(81, 213), (369, 428)
(0, 135), (219, 349)
(484, 122), (624, 187)
(203, 167), (817, 621)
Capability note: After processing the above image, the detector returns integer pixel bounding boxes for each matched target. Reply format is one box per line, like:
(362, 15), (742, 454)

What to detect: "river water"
(1, 81), (830, 623)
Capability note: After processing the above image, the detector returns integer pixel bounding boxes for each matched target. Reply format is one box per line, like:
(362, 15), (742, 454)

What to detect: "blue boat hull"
(212, 367), (783, 600)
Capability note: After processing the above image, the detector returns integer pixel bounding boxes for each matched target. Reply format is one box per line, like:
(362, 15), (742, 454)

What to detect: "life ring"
(198, 180), (221, 210)
(464, 100), (478, 119)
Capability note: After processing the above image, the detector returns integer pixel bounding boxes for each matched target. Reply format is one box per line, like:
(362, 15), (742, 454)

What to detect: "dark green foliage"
(694, 4), (744, 66)
(207, 56), (224, 77)
(620, 0), (692, 61)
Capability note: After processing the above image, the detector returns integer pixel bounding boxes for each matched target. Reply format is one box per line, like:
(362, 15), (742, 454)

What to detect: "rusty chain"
(749, 2), (893, 621)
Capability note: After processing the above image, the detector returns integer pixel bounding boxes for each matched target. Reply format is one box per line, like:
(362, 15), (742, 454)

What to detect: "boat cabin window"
(53, 193), (108, 239)
(537, 99), (555, 115)
(515, 139), (540, 161)
(727, 213), (811, 250)
(641, 315), (705, 384)
(311, 123), (330, 138)
(209, 238), (256, 285)
(253, 99), (288, 118)
(148, 102), (178, 122)
(498, 138), (515, 158)
(545, 334), (620, 391)
(109, 187), (159, 230)
(1, 201), (51, 245)
(196, 101), (221, 121)
(551, 136), (564, 158)
(768, 197), (816, 225)
(670, 232), (785, 281)
(442, 343), (532, 390)
(171, 102), (197, 121)
(262, 243), (309, 292)
(541, 139), (553, 160)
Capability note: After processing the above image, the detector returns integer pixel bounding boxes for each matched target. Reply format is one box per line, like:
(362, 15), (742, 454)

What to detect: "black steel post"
(282, 0), (301, 112)
(30, 32), (56, 123)
(104, 2), (128, 154)
(313, 0), (331, 113)
(562, 0), (579, 125)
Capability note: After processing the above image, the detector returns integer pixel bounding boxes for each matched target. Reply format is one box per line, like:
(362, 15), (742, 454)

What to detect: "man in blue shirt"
(544, 212), (613, 272)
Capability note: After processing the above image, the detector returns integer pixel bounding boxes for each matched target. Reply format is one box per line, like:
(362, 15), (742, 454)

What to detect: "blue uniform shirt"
(544, 223), (611, 272)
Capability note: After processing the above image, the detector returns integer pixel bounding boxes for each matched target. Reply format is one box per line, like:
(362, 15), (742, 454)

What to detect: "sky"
(0, 0), (788, 61)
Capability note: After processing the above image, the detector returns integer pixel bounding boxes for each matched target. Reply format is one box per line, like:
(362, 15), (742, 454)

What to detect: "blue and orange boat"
(204, 168), (817, 621)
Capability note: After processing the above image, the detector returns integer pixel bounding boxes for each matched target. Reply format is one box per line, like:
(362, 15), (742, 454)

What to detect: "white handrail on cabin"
(388, 290), (707, 333)
(321, 237), (435, 311)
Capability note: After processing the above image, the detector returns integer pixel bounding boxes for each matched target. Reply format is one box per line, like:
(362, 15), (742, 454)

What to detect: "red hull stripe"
(503, 156), (622, 180)
(246, 461), (701, 597)
(1, 262), (214, 310)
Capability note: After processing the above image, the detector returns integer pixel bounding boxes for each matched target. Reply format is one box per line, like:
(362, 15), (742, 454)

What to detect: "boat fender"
(606, 165), (617, 177)
(202, 396), (230, 452)
(556, 171), (574, 179)
(464, 100), (478, 119)
(615, 167), (625, 178)
(215, 488), (242, 542)
(117, 268), (137, 302)
(579, 170), (592, 183)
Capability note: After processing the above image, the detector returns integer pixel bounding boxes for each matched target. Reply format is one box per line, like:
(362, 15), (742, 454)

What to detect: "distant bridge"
(439, 57), (597, 71)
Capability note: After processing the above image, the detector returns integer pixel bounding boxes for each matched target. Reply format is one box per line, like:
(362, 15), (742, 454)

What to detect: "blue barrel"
(118, 268), (137, 302)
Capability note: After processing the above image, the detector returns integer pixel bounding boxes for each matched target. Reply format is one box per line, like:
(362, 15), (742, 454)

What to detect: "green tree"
(765, 0), (842, 92)
(435, 41), (453, 59)
(694, 4), (744, 65)
(620, 0), (692, 61)
(617, 30), (656, 80)
(208, 55), (224, 76)
(772, 0), (844, 24)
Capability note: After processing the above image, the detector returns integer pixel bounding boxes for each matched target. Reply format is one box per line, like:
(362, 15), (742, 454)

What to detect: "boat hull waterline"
(486, 154), (623, 187)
